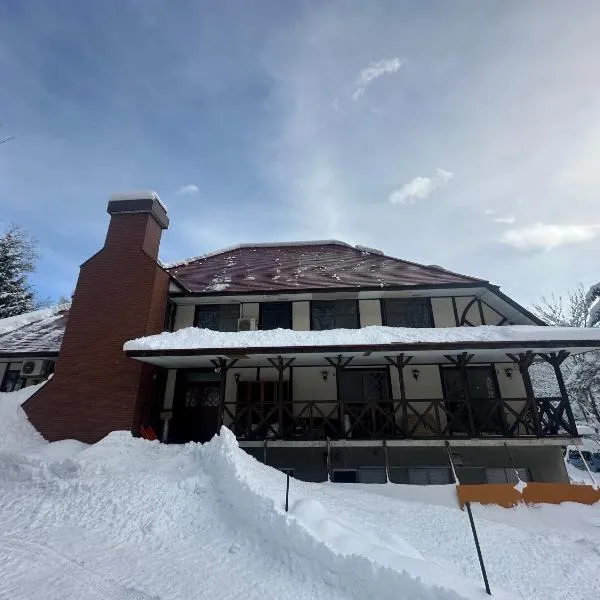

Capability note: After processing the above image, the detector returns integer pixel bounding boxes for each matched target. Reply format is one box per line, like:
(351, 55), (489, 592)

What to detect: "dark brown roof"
(167, 241), (486, 294)
(0, 307), (69, 357)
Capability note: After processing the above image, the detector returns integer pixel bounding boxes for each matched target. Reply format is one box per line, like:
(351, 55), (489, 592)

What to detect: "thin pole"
(503, 442), (521, 483)
(576, 446), (598, 488)
(465, 502), (492, 596)
(326, 437), (332, 482)
(383, 440), (391, 483)
(445, 442), (491, 596)
(285, 472), (290, 512)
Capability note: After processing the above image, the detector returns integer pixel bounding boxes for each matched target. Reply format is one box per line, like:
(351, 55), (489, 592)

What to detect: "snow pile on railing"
(124, 324), (600, 352)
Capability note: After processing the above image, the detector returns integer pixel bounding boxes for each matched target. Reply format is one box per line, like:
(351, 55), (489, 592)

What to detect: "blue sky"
(1, 1), (599, 307)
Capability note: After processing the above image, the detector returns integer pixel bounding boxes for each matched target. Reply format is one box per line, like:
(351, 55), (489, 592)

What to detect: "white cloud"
(493, 216), (516, 224)
(500, 223), (597, 250)
(353, 57), (406, 100)
(389, 168), (454, 204)
(176, 184), (199, 195)
(484, 209), (496, 216)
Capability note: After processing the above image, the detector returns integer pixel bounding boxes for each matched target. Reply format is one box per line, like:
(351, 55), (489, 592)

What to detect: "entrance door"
(442, 366), (503, 434)
(171, 381), (221, 443)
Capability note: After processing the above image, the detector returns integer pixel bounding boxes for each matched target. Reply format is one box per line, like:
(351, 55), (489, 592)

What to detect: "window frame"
(310, 299), (360, 330)
(194, 303), (240, 332)
(380, 297), (435, 328)
(259, 301), (293, 330)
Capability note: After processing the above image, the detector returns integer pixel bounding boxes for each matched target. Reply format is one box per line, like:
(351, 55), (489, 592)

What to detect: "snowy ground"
(1, 390), (600, 600)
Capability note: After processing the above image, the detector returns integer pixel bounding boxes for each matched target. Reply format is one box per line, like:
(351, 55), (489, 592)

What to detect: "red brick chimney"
(25, 192), (170, 443)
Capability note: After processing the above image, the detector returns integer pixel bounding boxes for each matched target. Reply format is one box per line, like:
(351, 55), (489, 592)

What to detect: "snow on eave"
(124, 324), (600, 353)
(163, 240), (359, 270)
(0, 304), (70, 337)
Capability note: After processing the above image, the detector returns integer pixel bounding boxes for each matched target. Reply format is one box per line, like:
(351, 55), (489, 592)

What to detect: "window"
(194, 304), (239, 332)
(382, 298), (433, 328)
(332, 469), (358, 483)
(311, 300), (359, 330)
(0, 365), (25, 393)
(260, 302), (292, 330)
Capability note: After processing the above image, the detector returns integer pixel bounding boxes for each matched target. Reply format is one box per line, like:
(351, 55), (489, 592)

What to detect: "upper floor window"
(382, 298), (433, 328)
(195, 304), (239, 332)
(311, 299), (359, 330)
(260, 302), (292, 330)
(0, 365), (25, 393)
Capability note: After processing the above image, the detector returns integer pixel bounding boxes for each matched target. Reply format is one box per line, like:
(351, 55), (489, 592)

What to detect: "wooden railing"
(223, 396), (577, 441)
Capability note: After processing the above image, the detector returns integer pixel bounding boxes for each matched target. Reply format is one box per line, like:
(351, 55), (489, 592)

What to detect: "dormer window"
(382, 298), (434, 328)
(311, 300), (359, 330)
(260, 302), (292, 330)
(194, 304), (239, 332)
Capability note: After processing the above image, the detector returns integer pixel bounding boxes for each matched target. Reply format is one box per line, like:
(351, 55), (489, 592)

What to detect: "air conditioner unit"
(20, 360), (47, 378)
(237, 318), (257, 332)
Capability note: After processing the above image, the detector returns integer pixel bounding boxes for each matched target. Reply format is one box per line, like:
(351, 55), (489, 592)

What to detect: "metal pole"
(503, 442), (522, 484)
(285, 472), (290, 512)
(326, 437), (332, 482)
(465, 502), (492, 596)
(576, 445), (598, 488)
(383, 440), (391, 483)
(445, 442), (491, 596)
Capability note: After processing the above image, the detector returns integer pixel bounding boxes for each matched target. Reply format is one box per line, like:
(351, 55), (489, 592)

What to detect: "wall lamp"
(321, 370), (329, 382)
(504, 367), (513, 379)
(234, 372), (240, 383)
(411, 368), (420, 381)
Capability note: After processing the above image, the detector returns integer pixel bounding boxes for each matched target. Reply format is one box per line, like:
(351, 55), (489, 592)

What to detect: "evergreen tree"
(0, 224), (37, 318)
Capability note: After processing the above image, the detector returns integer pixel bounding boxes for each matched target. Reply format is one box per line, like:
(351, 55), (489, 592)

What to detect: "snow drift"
(1, 388), (600, 599)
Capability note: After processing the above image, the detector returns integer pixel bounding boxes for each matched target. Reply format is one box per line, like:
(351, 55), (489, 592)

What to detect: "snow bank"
(0, 382), (88, 458)
(0, 303), (69, 336)
(0, 382), (48, 451)
(201, 428), (507, 600)
(124, 324), (600, 352)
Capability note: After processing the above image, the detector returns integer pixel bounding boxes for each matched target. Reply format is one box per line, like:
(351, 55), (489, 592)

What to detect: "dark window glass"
(382, 298), (433, 328)
(261, 302), (292, 330)
(164, 301), (176, 332)
(0, 369), (25, 393)
(195, 304), (239, 331)
(332, 470), (358, 483)
(311, 300), (358, 330)
(339, 370), (389, 403)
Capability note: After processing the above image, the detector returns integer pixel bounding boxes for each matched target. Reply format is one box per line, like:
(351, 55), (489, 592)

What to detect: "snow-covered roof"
(124, 324), (600, 354)
(163, 240), (374, 269)
(0, 305), (69, 356)
(164, 241), (485, 294)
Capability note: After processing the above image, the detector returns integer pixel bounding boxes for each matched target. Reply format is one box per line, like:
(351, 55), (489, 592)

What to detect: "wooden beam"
(384, 354), (413, 437)
(539, 351), (576, 435)
(507, 351), (540, 436)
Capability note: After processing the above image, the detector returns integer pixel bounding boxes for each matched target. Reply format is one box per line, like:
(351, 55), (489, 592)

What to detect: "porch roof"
(124, 324), (600, 368)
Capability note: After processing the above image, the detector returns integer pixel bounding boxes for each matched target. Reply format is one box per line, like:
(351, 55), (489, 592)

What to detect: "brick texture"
(24, 212), (169, 443)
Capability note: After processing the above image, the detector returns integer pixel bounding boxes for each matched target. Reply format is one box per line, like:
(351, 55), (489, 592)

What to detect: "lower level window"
(0, 366), (25, 393)
(332, 469), (358, 483)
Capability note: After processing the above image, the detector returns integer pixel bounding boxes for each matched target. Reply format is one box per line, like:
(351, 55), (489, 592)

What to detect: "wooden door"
(171, 381), (221, 443)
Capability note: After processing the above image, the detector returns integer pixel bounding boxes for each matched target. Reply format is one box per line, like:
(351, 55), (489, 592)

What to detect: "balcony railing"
(223, 396), (577, 441)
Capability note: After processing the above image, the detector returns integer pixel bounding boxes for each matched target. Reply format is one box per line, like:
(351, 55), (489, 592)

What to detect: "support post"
(267, 356), (295, 439)
(445, 353), (476, 436)
(385, 354), (412, 437)
(285, 472), (290, 512)
(326, 437), (332, 482)
(540, 351), (577, 435)
(508, 352), (540, 436)
(326, 355), (353, 438)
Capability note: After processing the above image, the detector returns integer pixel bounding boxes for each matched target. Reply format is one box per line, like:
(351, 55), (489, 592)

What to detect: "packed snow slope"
(1, 391), (600, 599)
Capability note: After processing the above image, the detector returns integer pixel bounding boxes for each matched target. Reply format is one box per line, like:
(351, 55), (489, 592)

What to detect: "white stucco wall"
(163, 369), (177, 410)
(431, 298), (456, 327)
(482, 302), (505, 325)
(173, 304), (195, 330)
(292, 301), (310, 330)
(359, 299), (382, 327)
